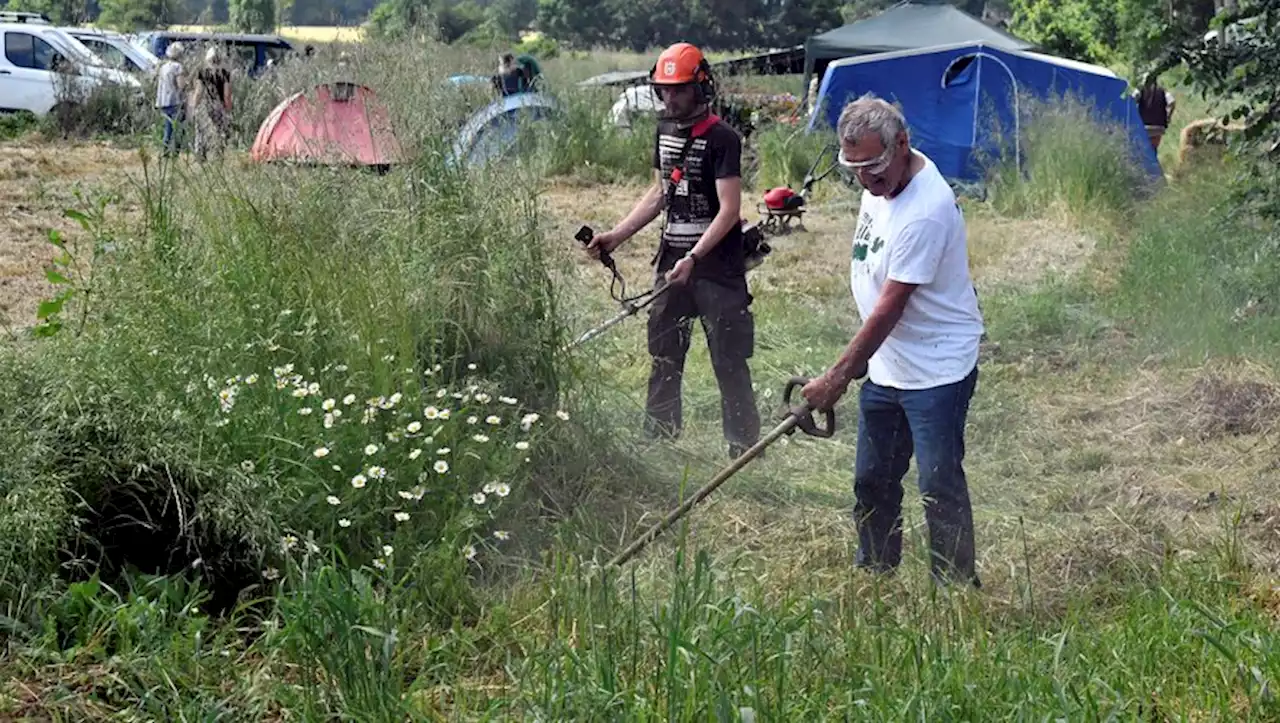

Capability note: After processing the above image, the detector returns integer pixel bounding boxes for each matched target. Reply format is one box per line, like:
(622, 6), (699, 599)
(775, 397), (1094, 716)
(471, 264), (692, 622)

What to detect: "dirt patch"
(0, 139), (141, 330)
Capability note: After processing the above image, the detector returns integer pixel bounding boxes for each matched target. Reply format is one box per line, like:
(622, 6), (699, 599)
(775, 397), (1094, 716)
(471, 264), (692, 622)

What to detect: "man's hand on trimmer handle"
(579, 226), (624, 262)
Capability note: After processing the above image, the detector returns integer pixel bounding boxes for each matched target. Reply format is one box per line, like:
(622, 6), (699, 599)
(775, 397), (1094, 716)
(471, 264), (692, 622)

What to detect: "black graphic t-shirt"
(652, 117), (746, 280)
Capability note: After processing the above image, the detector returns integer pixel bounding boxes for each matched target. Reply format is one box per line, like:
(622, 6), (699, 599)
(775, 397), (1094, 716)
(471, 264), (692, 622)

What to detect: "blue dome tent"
(807, 42), (1162, 183)
(449, 92), (560, 168)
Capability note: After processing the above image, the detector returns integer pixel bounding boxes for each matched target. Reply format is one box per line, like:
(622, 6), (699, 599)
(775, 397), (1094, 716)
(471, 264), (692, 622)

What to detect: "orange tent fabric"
(251, 83), (405, 167)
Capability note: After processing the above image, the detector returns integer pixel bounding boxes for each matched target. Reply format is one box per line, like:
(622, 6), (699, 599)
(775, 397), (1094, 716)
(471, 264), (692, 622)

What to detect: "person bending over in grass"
(584, 42), (761, 460)
(802, 94), (986, 587)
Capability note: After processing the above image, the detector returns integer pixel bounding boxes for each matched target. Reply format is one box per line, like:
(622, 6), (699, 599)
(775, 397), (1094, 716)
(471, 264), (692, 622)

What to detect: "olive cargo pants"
(644, 274), (761, 456)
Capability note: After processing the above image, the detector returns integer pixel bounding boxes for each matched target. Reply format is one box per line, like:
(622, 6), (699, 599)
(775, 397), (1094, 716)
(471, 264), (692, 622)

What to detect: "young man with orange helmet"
(585, 42), (761, 459)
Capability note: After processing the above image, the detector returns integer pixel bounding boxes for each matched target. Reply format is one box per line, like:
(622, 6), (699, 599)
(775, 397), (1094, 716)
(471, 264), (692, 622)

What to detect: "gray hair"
(837, 93), (907, 150)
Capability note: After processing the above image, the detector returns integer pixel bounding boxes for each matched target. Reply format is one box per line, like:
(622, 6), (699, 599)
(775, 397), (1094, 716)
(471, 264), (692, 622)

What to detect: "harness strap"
(656, 114), (722, 266)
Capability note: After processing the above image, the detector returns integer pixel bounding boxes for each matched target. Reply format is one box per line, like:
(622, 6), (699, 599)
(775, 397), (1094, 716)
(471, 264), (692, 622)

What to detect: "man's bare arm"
(831, 280), (918, 384)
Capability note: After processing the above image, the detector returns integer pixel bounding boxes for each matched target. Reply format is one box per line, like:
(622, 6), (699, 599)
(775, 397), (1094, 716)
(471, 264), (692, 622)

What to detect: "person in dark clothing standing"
(585, 42), (761, 459)
(1135, 71), (1176, 151)
(190, 45), (232, 160)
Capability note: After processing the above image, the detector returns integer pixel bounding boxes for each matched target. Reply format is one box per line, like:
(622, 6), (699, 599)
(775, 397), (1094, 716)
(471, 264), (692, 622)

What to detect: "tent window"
(942, 55), (978, 88)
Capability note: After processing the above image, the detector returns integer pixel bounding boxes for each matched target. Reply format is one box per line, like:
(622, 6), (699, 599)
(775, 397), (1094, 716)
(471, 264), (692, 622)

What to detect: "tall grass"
(986, 94), (1156, 221)
(0, 40), (622, 632)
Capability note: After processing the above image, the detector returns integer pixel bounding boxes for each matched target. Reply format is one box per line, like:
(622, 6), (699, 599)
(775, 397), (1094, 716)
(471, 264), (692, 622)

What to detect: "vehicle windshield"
(41, 29), (105, 67)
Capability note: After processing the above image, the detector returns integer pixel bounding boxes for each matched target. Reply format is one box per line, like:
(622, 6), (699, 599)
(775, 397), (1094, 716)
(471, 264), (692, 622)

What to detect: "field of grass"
(3, 38), (1279, 721)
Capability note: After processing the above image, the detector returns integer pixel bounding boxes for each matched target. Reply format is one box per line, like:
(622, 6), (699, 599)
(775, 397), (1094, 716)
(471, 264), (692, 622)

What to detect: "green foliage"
(1, 0), (92, 23)
(228, 0), (275, 33)
(1008, 0), (1120, 64)
(96, 0), (178, 30)
(1180, 0), (1280, 218)
(535, 0), (843, 52)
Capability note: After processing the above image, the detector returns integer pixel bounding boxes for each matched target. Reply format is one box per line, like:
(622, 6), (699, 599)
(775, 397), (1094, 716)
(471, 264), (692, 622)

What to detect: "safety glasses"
(837, 145), (894, 176)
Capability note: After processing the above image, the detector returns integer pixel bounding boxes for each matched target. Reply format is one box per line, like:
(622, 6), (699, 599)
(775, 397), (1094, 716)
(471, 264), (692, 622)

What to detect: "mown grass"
(5, 39), (1280, 721)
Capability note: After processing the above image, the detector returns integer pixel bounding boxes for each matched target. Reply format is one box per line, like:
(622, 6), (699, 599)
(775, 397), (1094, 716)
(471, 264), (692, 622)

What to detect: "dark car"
(138, 31), (293, 77)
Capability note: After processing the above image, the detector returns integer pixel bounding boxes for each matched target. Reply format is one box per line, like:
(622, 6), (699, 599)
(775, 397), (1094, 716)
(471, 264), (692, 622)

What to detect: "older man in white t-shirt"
(802, 93), (985, 587)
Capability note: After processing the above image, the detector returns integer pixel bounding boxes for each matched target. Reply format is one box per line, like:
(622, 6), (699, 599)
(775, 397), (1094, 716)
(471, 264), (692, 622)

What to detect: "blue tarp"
(449, 92), (560, 168)
(807, 42), (1162, 182)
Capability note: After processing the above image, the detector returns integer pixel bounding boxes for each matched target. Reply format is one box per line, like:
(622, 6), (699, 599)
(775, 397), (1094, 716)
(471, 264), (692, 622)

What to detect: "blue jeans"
(160, 105), (181, 155)
(853, 365), (979, 586)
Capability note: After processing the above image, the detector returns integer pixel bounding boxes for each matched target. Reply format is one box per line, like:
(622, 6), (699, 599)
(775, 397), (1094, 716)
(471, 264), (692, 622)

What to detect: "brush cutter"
(757, 143), (839, 237)
(606, 376), (836, 568)
(563, 225), (672, 352)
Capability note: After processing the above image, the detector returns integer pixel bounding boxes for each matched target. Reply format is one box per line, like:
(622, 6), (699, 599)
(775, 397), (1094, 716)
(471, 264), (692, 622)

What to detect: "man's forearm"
(614, 184), (665, 241)
(831, 306), (906, 385)
(689, 208), (739, 259)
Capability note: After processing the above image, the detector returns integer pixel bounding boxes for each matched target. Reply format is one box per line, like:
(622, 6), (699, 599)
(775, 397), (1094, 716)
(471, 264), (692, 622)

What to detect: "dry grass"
(0, 140), (142, 331)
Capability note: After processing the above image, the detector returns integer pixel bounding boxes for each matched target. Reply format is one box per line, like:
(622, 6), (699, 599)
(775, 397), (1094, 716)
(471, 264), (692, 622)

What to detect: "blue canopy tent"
(807, 42), (1162, 183)
(449, 92), (560, 169)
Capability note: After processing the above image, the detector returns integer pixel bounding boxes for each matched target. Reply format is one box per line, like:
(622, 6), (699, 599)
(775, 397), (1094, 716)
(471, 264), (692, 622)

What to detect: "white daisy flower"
(245, 374), (260, 385)
(434, 460), (449, 474)
(475, 393), (492, 404)
(473, 434), (490, 443)
(367, 466), (387, 479)
(464, 545), (477, 560)
(424, 406), (440, 420)
(494, 530), (511, 541)
(343, 394), (357, 405)
(407, 421), (422, 434)
(472, 492), (487, 505)
(494, 482), (511, 498)
(486, 415), (501, 425)
(372, 558), (386, 570)
(326, 495), (341, 506)
(338, 518), (351, 528)
(556, 410), (570, 421)
(409, 448), (422, 460)
(240, 460), (255, 473)
(382, 545), (394, 557)
(483, 482), (497, 494)
(499, 396), (518, 405)
(394, 512), (410, 523)
(313, 447), (330, 458)
(364, 444), (379, 456)
(515, 441), (530, 451)
(398, 490), (415, 500)
(436, 447), (451, 455)
(351, 474), (367, 489)
(322, 398), (337, 411)
(467, 363), (477, 370)
(298, 407), (313, 416)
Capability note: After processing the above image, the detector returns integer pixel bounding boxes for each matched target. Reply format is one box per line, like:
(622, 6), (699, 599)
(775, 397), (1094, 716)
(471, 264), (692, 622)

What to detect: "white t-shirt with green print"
(849, 150), (985, 391)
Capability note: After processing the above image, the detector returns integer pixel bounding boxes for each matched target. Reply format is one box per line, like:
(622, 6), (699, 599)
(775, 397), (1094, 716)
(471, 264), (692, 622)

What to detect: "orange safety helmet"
(650, 42), (717, 101)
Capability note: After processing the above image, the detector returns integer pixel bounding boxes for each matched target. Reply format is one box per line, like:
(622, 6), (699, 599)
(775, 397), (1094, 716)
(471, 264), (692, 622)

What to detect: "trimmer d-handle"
(783, 376), (836, 438)
(576, 225), (619, 275)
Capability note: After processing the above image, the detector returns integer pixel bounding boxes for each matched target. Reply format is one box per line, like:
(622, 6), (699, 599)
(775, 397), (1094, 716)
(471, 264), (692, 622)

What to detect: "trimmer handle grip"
(783, 376), (836, 438)
(576, 225), (618, 274)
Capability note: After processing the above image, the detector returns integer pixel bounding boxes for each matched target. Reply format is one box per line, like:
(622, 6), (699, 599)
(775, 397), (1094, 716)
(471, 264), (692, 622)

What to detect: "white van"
(66, 28), (159, 75)
(0, 22), (141, 116)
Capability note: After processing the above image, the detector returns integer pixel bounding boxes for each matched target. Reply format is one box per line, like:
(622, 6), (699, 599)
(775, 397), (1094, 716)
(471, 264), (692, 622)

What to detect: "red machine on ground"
(757, 144), (839, 236)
